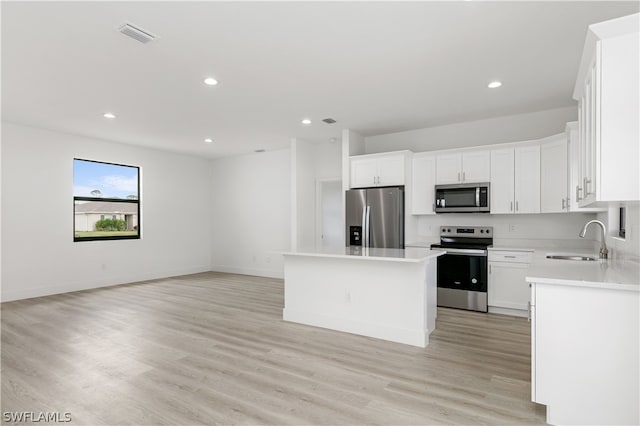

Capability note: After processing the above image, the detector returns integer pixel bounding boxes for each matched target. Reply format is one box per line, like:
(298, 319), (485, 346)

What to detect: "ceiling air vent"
(117, 23), (158, 44)
(322, 118), (337, 124)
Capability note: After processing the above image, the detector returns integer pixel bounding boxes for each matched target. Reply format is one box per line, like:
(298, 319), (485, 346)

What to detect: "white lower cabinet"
(488, 250), (532, 317)
(530, 281), (639, 425)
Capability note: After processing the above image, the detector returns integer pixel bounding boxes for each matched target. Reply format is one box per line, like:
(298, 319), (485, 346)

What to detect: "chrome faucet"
(579, 220), (608, 259)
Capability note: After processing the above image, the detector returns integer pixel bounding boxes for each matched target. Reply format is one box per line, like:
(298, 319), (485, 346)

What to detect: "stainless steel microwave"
(435, 183), (490, 213)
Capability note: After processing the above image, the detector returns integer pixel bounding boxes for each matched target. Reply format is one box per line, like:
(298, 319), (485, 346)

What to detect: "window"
(73, 159), (140, 241)
(619, 206), (626, 239)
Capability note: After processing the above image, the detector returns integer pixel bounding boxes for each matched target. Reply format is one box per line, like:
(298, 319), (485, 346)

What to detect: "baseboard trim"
(210, 264), (284, 279)
(1, 265), (212, 302)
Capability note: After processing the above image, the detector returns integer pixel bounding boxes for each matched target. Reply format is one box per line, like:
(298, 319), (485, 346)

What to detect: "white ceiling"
(2, 1), (638, 159)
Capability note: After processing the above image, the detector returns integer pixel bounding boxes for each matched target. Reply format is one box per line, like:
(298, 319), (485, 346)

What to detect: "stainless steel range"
(430, 226), (493, 312)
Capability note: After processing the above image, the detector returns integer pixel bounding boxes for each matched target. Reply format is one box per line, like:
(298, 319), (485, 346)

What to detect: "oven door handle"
(443, 248), (488, 256)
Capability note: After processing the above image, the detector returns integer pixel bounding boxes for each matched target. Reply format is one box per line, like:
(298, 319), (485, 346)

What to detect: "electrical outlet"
(509, 224), (517, 233)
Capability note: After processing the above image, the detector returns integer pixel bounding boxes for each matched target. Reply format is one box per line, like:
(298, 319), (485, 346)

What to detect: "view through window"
(73, 159), (140, 241)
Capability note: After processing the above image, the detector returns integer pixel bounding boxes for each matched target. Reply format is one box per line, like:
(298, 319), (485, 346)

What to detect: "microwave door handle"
(476, 187), (480, 207)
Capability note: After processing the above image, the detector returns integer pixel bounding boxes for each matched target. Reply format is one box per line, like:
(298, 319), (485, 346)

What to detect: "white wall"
(291, 139), (316, 250)
(365, 106), (577, 154)
(1, 122), (212, 302)
(292, 139), (343, 250)
(210, 149), (290, 278)
(411, 212), (599, 249)
(599, 204), (640, 259)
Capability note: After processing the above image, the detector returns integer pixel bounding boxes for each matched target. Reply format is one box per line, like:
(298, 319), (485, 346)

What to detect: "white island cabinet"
(282, 247), (443, 347)
(527, 257), (639, 425)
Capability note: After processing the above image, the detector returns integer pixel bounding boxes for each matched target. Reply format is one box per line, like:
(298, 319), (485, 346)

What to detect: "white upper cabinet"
(350, 151), (407, 188)
(565, 122), (606, 212)
(462, 150), (492, 183)
(490, 148), (515, 214)
(436, 149), (490, 184)
(411, 154), (436, 215)
(435, 153), (462, 184)
(515, 145), (541, 214)
(574, 13), (639, 206)
(491, 145), (540, 214)
(540, 134), (568, 213)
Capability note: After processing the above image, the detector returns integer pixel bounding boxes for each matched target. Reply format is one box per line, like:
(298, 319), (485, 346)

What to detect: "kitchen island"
(282, 247), (444, 347)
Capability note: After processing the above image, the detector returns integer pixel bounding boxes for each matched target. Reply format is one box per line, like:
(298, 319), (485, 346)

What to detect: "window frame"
(73, 158), (141, 242)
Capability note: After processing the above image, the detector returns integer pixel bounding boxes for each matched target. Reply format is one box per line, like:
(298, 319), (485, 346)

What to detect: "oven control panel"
(439, 226), (493, 237)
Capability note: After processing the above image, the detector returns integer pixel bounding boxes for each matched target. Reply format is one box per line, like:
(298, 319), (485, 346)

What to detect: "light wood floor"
(1, 272), (545, 425)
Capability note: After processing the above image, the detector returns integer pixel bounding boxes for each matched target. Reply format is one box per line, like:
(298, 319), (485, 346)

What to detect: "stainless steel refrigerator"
(345, 187), (404, 249)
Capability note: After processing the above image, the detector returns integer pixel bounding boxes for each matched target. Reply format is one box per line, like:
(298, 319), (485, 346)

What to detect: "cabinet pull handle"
(462, 171), (466, 181)
(516, 201), (519, 212)
(489, 264), (492, 274)
(457, 172), (461, 182)
(583, 177), (591, 196)
(504, 255), (516, 258)
(432, 203), (435, 213)
(510, 201), (513, 212)
(562, 198), (566, 210)
(576, 185), (582, 202)
(527, 301), (531, 322)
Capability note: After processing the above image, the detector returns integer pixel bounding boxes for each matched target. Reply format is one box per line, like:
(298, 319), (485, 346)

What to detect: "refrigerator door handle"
(364, 205), (371, 247)
(361, 206), (367, 247)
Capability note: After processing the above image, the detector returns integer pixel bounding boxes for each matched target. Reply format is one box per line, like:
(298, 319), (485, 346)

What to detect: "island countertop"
(282, 246), (445, 263)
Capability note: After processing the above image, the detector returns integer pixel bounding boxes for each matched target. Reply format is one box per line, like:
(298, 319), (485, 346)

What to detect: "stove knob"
(447, 228), (451, 232)
(480, 229), (484, 233)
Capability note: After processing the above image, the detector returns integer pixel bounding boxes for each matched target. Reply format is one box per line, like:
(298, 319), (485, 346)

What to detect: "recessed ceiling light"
(301, 118), (312, 125)
(204, 138), (213, 143)
(204, 77), (218, 86)
(103, 112), (116, 119)
(488, 81), (502, 89)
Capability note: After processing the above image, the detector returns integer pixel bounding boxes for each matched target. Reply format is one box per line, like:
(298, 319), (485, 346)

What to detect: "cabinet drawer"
(488, 250), (533, 264)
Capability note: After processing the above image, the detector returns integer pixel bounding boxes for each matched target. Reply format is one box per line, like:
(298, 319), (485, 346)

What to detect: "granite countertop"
(282, 246), (445, 263)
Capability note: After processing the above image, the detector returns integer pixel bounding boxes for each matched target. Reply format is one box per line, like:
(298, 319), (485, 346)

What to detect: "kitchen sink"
(546, 254), (597, 261)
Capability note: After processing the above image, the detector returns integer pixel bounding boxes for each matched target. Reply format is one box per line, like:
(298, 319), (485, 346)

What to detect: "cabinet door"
(490, 148), (515, 214)
(540, 136), (568, 213)
(436, 153), (462, 184)
(515, 145), (540, 214)
(411, 155), (436, 215)
(488, 261), (530, 311)
(462, 150), (491, 183)
(579, 55), (598, 206)
(350, 158), (378, 188)
(377, 155), (405, 186)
